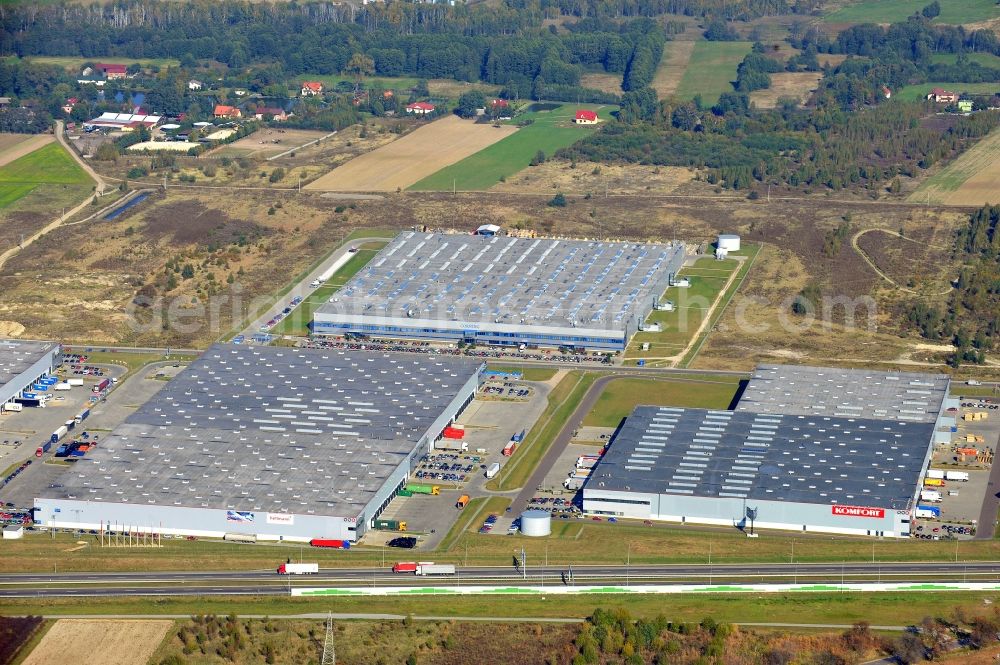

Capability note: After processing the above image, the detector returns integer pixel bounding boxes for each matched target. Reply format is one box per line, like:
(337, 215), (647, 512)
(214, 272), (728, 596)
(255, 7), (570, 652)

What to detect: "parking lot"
(0, 359), (177, 513)
(912, 396), (1000, 540)
(371, 376), (554, 548)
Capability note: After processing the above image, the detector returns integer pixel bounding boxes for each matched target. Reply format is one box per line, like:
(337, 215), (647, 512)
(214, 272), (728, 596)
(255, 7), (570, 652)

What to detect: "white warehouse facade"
(35, 345), (484, 543)
(584, 365), (957, 538)
(0, 339), (61, 409)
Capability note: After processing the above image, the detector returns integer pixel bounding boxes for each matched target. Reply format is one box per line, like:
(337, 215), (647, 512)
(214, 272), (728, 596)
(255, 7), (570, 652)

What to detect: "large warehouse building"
(312, 231), (687, 351)
(583, 365), (958, 537)
(0, 339), (61, 409)
(35, 345), (484, 542)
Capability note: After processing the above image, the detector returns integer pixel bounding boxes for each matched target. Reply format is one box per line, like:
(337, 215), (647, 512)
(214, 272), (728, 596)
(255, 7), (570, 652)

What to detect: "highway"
(3, 561), (1000, 598)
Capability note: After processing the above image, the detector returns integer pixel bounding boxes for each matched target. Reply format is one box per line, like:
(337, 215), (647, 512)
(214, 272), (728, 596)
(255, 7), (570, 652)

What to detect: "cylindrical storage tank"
(717, 234), (741, 251)
(520, 509), (552, 537)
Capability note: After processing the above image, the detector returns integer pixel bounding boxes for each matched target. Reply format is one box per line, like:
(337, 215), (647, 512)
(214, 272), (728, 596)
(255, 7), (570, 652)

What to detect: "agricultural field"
(749, 72), (823, 108)
(20, 619), (171, 665)
(490, 160), (694, 197)
(305, 115), (517, 192)
(23, 55), (180, 69)
(582, 376), (741, 427)
(930, 52), (1000, 67)
(652, 40), (696, 99)
(893, 81), (1000, 101)
(0, 134), (53, 168)
(579, 71), (623, 94)
(410, 104), (611, 191)
(204, 127), (332, 160)
(296, 74), (499, 99)
(909, 125), (1000, 205)
(823, 0), (1000, 24)
(0, 140), (93, 256)
(674, 41), (753, 104)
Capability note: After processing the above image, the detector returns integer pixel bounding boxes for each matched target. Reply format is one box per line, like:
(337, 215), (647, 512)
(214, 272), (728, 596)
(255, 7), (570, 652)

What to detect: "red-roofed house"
(881, 86), (892, 99)
(61, 98), (79, 114)
(574, 109), (598, 124)
(96, 63), (128, 80)
(301, 81), (324, 96)
(490, 98), (509, 108)
(927, 88), (958, 103)
(254, 107), (288, 121)
(406, 101), (436, 115)
(214, 105), (242, 119)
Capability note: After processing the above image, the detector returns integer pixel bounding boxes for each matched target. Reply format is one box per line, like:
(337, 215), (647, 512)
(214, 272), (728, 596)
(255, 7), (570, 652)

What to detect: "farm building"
(0, 339), (61, 410)
(83, 112), (162, 130)
(406, 102), (436, 115)
(312, 231), (687, 351)
(583, 365), (957, 538)
(35, 345), (484, 542)
(927, 88), (958, 103)
(575, 110), (599, 124)
(96, 63), (128, 79)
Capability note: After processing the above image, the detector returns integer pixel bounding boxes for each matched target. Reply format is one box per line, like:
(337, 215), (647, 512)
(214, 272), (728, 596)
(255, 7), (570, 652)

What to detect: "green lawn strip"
(485, 365), (557, 381)
(271, 247), (382, 336)
(674, 42), (752, 104)
(5, 524), (1000, 573)
(409, 104), (612, 191)
(823, 0), (999, 24)
(582, 377), (740, 427)
(2, 592), (998, 625)
(952, 385), (1000, 398)
(487, 371), (598, 491)
(62, 350), (199, 379)
(680, 243), (761, 367)
(894, 81), (1000, 102)
(221, 229), (394, 341)
(0, 142), (91, 186)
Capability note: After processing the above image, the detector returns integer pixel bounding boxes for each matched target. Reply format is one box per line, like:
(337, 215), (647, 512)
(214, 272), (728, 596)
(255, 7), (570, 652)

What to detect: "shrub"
(548, 192), (567, 207)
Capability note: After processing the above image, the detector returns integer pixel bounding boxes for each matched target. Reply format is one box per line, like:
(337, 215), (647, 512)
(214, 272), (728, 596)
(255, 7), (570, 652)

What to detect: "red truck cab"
(392, 562), (418, 573)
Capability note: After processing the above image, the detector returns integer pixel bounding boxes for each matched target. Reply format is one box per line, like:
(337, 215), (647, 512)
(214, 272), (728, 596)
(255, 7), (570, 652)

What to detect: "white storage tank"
(717, 234), (741, 251)
(519, 509), (552, 537)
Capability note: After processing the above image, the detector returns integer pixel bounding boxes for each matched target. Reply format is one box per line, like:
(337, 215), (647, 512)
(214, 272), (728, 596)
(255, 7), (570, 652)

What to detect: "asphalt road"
(3, 561), (1000, 598)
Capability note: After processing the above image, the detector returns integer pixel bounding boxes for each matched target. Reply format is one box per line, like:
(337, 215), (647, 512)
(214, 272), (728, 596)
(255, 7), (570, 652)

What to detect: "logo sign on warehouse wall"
(266, 514), (294, 526)
(831, 505), (885, 519)
(227, 510), (255, 523)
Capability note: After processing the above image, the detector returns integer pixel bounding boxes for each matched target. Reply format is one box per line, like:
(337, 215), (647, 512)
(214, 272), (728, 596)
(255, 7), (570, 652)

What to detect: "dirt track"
(0, 133), (53, 168)
(21, 619), (172, 665)
(305, 115), (517, 192)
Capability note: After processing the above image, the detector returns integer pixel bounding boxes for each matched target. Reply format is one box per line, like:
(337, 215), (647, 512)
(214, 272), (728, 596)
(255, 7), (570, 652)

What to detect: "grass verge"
(823, 0), (999, 24)
(439, 497), (512, 553)
(581, 376), (740, 427)
(3, 592), (999, 626)
(484, 365), (557, 382)
(271, 245), (383, 336)
(487, 371), (598, 491)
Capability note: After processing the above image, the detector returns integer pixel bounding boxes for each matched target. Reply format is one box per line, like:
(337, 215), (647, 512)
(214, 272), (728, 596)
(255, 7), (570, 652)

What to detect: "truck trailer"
(406, 484), (440, 496)
(416, 563), (455, 576)
(563, 477), (585, 491)
(915, 505), (941, 519)
(925, 469), (945, 480)
(93, 378), (111, 393)
(920, 490), (942, 502)
(945, 471), (970, 482)
(67, 378), (84, 387)
(435, 439), (469, 452)
(374, 519), (407, 531)
(310, 539), (351, 549)
(502, 442), (516, 457)
(35, 442), (52, 457)
(485, 462), (500, 479)
(277, 563), (319, 575)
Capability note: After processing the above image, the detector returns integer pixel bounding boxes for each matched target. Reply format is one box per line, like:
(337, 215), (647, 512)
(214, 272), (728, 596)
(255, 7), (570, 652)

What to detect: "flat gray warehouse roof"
(314, 232), (685, 333)
(42, 345), (482, 516)
(590, 405), (934, 509)
(737, 364), (949, 423)
(0, 338), (58, 389)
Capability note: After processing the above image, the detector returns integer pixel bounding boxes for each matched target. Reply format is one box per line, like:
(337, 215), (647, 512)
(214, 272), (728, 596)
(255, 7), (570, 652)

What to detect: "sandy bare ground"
(21, 619), (172, 665)
(750, 72), (823, 108)
(653, 41), (696, 98)
(305, 115), (517, 192)
(0, 133), (53, 168)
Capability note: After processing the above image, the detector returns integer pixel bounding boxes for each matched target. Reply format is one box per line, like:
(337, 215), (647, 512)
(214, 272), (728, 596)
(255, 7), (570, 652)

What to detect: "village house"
(405, 101), (435, 115)
(301, 81), (324, 96)
(927, 87), (958, 103)
(574, 109), (598, 124)
(213, 104), (242, 119)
